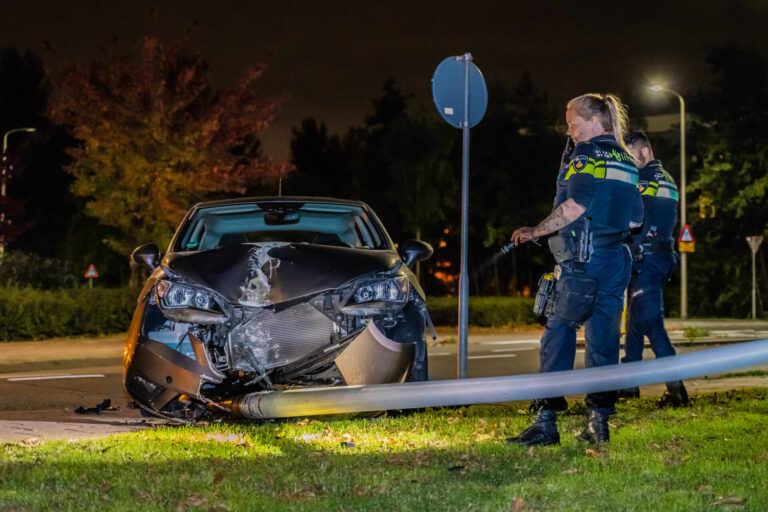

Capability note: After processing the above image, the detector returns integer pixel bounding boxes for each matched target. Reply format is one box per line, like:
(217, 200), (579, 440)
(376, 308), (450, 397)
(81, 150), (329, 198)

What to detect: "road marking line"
(491, 348), (537, 353)
(7, 374), (106, 382)
(468, 354), (517, 360)
(482, 340), (540, 345)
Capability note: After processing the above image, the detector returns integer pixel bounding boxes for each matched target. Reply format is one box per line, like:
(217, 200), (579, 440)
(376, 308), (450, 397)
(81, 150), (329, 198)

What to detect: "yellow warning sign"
(678, 224), (695, 252)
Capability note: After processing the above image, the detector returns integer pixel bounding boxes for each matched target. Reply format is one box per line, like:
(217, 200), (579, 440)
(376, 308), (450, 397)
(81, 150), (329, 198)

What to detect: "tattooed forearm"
(534, 206), (568, 236)
(533, 198), (585, 237)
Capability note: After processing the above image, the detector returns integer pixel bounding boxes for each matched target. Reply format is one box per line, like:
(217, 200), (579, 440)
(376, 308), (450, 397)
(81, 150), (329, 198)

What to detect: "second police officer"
(619, 131), (689, 406)
(508, 93), (643, 445)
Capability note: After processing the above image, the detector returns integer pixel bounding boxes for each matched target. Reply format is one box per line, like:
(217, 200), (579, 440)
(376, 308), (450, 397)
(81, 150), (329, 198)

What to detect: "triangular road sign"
(679, 224), (695, 243)
(84, 264), (99, 278)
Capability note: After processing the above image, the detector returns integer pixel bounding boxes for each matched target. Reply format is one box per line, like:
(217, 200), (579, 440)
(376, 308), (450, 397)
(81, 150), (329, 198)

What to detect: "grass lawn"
(2, 389), (767, 511)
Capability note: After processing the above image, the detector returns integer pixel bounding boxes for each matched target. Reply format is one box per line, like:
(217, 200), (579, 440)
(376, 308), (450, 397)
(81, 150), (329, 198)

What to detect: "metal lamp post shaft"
(676, 91), (687, 321)
(0, 127), (37, 258)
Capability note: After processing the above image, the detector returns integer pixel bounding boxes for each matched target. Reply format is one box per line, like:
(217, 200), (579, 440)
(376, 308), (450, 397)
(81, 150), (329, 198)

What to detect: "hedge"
(0, 286), (138, 342)
(426, 296), (539, 327)
(0, 287), (538, 342)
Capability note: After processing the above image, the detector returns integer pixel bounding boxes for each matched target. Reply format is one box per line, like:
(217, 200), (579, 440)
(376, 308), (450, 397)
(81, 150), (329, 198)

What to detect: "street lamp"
(1, 127), (37, 257)
(650, 84), (687, 319)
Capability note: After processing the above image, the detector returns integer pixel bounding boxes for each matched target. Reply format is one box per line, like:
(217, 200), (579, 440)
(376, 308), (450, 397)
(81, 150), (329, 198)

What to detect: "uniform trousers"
(537, 244), (632, 414)
(622, 251), (677, 363)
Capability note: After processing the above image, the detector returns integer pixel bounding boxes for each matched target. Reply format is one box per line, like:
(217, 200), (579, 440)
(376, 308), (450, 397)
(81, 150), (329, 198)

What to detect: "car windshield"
(174, 202), (389, 252)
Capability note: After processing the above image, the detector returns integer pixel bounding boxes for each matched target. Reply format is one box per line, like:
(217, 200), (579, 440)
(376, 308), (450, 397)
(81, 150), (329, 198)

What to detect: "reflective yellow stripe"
(641, 181), (659, 196)
(565, 158), (605, 180)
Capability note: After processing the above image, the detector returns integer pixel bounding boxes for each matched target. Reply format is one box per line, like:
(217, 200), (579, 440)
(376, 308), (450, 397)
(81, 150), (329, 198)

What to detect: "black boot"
(577, 409), (610, 444)
(507, 409), (560, 446)
(659, 381), (689, 407)
(617, 387), (640, 399)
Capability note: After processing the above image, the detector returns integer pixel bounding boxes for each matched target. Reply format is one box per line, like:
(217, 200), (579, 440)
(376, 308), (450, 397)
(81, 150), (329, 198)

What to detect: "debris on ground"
(74, 399), (117, 414)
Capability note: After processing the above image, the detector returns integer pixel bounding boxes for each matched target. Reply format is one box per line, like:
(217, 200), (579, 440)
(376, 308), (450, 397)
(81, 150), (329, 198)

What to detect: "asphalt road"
(427, 335), (768, 380)
(2, 329), (768, 441)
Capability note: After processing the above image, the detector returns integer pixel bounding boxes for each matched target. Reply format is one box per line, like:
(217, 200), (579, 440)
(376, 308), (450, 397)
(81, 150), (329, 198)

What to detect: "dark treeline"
(0, 41), (766, 318)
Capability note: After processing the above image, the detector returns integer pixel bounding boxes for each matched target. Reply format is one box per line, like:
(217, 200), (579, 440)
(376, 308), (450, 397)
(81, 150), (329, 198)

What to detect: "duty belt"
(641, 238), (674, 252)
(591, 231), (630, 248)
(548, 230), (629, 263)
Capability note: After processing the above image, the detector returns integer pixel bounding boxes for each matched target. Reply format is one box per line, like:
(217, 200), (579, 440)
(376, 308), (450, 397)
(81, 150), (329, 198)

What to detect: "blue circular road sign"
(431, 55), (488, 128)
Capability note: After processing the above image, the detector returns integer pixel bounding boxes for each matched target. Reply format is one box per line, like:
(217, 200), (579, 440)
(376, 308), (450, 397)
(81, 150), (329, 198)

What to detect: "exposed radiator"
(228, 302), (335, 372)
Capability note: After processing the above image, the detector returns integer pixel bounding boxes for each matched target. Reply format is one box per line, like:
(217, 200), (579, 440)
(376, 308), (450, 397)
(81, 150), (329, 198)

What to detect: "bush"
(426, 296), (538, 327)
(0, 251), (78, 289)
(0, 286), (138, 341)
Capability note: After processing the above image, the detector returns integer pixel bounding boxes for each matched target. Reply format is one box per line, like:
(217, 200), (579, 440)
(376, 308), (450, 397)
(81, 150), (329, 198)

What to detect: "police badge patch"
(572, 155), (588, 170)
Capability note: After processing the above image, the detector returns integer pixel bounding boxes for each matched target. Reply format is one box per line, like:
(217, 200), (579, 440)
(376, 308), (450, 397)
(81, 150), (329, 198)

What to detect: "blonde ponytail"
(567, 93), (633, 159)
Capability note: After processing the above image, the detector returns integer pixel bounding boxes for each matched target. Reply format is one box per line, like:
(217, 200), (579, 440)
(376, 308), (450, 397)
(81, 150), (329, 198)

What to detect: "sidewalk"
(433, 318), (768, 346)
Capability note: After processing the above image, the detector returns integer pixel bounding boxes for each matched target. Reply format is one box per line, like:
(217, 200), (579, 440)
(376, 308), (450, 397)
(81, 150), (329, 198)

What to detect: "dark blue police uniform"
(622, 160), (679, 364)
(540, 134), (642, 414)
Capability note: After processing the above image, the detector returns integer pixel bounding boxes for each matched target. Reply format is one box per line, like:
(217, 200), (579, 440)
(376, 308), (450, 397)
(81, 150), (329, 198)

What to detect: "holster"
(548, 235), (575, 263)
(548, 272), (598, 326)
(533, 272), (556, 316)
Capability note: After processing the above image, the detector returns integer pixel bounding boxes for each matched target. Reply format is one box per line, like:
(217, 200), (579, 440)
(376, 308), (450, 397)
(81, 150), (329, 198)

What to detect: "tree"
(0, 47), (80, 262)
(361, 81), (457, 242)
(687, 45), (768, 316)
(49, 36), (285, 257)
(467, 75), (562, 295)
(286, 118), (355, 198)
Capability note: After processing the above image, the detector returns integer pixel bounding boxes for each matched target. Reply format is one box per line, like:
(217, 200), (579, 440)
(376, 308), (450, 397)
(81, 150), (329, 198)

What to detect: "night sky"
(1, 0), (766, 161)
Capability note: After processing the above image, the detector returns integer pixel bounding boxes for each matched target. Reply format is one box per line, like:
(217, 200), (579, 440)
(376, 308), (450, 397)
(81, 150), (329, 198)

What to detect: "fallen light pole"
(230, 339), (768, 419)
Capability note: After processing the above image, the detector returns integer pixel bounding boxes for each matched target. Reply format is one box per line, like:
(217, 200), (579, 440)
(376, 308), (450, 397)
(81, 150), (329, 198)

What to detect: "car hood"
(164, 243), (401, 305)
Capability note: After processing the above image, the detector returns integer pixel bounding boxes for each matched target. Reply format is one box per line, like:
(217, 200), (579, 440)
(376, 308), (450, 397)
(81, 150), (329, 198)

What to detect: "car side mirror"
(399, 239), (434, 268)
(131, 243), (161, 271)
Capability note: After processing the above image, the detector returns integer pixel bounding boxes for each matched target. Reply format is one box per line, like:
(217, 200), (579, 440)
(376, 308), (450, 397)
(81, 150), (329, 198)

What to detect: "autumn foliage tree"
(49, 36), (284, 256)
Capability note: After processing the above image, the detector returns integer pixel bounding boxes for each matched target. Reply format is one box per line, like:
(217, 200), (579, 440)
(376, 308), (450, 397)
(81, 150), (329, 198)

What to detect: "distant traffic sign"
(679, 224), (695, 242)
(84, 264), (99, 278)
(746, 235), (764, 254)
(678, 224), (695, 253)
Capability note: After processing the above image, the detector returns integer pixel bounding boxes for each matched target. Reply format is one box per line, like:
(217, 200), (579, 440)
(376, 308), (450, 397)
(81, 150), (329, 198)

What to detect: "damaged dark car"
(124, 197), (434, 420)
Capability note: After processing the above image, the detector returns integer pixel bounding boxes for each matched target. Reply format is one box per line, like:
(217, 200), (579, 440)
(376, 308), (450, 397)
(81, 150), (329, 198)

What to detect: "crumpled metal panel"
(334, 321), (414, 385)
(228, 302), (335, 371)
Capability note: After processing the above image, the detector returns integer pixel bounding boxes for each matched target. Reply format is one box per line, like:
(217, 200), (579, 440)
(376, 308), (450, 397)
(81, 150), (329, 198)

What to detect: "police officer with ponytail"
(508, 93), (643, 445)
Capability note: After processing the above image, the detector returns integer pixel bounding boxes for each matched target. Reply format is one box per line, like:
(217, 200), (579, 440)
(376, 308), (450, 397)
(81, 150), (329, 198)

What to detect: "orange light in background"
(443, 228), (450, 234)
(439, 240), (447, 248)
(433, 271), (457, 284)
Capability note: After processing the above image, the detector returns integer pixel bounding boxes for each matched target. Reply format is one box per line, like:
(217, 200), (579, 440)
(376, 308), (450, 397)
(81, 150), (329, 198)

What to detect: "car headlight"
(156, 280), (217, 311)
(353, 276), (409, 304)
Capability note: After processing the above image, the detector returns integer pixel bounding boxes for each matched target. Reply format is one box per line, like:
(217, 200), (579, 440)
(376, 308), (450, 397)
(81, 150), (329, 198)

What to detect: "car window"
(175, 202), (390, 252)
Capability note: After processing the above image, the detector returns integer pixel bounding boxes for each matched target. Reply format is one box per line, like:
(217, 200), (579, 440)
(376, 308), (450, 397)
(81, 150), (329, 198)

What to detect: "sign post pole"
(457, 53), (471, 379)
(85, 264), (99, 290)
(747, 236), (764, 319)
(431, 54), (487, 378)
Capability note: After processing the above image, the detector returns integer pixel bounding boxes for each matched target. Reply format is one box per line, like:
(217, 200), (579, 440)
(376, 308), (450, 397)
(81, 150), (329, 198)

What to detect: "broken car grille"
(227, 302), (335, 372)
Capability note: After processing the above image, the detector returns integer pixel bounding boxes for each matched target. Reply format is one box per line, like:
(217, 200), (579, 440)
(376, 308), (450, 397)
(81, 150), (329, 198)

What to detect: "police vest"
(634, 160), (679, 249)
(556, 135), (643, 239)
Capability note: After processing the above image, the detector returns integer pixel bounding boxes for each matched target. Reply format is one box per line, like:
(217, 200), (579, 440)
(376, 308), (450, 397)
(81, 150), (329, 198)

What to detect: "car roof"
(191, 196), (369, 209)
